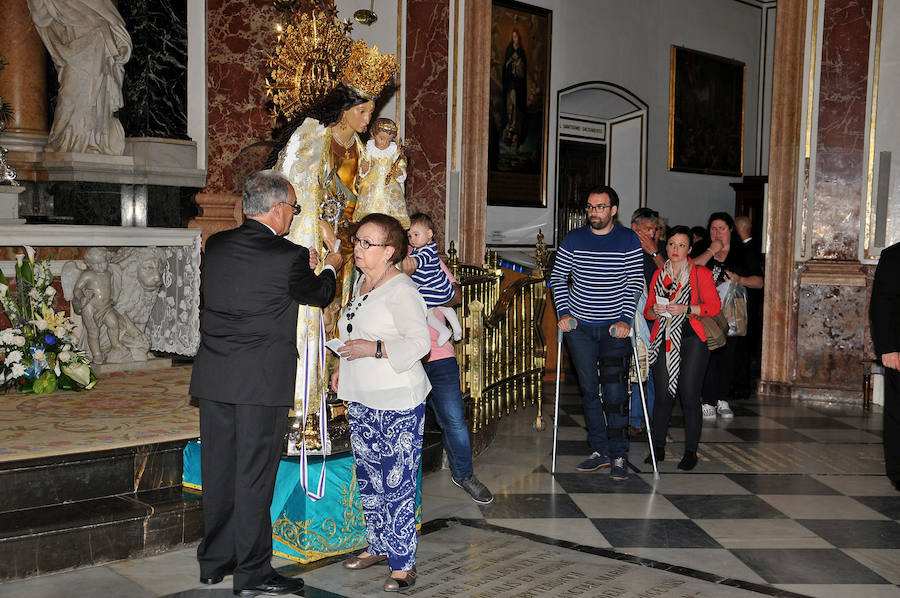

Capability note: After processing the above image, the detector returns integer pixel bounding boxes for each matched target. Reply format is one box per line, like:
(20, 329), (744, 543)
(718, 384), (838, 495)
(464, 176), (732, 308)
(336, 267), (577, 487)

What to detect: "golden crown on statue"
(341, 39), (399, 100)
(266, 10), (354, 119)
(266, 5), (399, 120)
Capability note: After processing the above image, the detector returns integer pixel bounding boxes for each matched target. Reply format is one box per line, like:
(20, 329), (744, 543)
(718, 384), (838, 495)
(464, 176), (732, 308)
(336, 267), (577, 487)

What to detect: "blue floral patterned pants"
(347, 401), (425, 571)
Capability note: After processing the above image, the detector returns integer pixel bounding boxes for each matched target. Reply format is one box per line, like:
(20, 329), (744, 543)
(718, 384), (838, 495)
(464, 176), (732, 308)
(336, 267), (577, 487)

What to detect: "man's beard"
(589, 214), (612, 230)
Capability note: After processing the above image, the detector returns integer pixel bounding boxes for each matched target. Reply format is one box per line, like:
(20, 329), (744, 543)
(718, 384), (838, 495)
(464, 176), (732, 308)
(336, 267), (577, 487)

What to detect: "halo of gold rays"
(266, 9), (354, 120)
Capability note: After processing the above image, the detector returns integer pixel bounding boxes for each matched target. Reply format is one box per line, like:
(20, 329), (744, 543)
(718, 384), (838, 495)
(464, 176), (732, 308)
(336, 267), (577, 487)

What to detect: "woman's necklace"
(332, 128), (355, 160)
(345, 266), (392, 334)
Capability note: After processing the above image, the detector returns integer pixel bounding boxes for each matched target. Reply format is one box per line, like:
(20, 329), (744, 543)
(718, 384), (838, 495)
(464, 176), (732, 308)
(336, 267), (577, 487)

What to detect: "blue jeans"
(564, 323), (631, 459)
(422, 357), (473, 480)
(630, 373), (655, 429)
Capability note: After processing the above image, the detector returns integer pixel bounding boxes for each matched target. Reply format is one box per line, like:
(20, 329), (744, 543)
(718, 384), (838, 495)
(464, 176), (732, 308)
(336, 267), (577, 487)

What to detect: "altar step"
(0, 440), (202, 582)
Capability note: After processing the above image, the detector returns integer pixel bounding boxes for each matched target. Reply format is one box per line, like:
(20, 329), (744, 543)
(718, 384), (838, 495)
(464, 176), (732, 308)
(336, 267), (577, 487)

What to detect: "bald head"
(735, 216), (751, 241)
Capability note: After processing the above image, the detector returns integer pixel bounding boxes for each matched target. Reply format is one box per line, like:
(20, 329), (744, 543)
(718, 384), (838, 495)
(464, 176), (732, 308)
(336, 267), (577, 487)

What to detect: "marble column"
(762, 0), (875, 401)
(0, 0), (48, 135)
(794, 0), (872, 399)
(459, 0), (490, 265)
(405, 0), (449, 251)
(759, 0), (805, 396)
(0, 0), (49, 182)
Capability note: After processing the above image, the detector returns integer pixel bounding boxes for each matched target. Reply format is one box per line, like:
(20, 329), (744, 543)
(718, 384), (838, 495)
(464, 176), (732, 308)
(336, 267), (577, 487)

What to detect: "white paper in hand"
(325, 338), (345, 357)
(656, 295), (672, 318)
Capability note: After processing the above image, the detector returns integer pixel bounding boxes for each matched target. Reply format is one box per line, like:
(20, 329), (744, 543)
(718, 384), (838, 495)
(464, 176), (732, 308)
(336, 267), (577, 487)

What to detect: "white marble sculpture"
(26, 0), (132, 155)
(61, 246), (165, 364)
(109, 246), (166, 354)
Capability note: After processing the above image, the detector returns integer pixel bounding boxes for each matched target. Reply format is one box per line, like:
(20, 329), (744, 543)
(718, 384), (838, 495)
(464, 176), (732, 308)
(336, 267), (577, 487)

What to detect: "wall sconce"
(354, 0), (377, 25)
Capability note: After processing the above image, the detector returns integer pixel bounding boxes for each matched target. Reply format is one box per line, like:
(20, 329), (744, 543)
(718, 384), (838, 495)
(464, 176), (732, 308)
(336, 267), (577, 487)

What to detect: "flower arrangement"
(0, 246), (97, 393)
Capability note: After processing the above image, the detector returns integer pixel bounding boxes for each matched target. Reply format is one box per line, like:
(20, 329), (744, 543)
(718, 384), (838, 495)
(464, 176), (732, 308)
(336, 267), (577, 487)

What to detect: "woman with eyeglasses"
(330, 213), (431, 592)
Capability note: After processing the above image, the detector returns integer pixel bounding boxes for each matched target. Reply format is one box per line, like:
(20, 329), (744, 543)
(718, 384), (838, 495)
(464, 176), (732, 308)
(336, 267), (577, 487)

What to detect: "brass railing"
(447, 233), (548, 432)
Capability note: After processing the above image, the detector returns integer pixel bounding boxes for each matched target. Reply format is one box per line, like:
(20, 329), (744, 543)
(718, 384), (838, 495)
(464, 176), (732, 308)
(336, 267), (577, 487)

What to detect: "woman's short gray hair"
(243, 170), (291, 216)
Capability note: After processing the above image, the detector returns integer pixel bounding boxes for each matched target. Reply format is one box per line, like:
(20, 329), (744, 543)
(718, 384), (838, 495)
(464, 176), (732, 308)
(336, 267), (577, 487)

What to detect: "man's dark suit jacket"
(189, 219), (336, 407)
(871, 241), (900, 360)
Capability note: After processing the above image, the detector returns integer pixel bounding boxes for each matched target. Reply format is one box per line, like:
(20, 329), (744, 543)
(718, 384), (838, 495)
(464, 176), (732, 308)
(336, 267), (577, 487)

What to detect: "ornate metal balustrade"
(447, 234), (548, 432)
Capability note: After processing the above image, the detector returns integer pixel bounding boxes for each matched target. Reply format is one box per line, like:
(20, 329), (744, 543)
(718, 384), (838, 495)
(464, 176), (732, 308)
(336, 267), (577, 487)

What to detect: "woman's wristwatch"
(375, 340), (383, 359)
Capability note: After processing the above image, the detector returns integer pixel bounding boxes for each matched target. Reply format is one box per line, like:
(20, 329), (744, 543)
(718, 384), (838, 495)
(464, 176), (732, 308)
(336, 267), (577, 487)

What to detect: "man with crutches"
(549, 185), (645, 481)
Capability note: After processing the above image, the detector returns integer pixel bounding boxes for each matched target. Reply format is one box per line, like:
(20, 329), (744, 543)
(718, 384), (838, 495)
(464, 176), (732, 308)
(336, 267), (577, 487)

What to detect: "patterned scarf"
(648, 261), (692, 397)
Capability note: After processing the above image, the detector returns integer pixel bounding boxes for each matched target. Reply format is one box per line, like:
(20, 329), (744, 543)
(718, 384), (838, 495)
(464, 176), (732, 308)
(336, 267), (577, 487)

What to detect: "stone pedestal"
(188, 192), (242, 249)
(0, 186), (26, 224)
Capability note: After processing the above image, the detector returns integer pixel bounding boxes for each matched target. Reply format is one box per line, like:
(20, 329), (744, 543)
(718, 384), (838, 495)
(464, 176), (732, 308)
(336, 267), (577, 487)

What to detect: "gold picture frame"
(487, 0), (551, 207)
(668, 46), (745, 176)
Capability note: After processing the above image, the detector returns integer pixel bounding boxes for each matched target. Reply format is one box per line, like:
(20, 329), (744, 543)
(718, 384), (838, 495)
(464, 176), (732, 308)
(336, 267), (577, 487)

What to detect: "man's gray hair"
(243, 170), (291, 216)
(631, 207), (659, 226)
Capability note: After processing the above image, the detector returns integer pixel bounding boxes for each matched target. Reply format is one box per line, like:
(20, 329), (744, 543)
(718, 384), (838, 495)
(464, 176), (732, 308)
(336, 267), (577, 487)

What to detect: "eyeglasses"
(281, 202), (301, 215)
(586, 204), (611, 212)
(350, 235), (389, 250)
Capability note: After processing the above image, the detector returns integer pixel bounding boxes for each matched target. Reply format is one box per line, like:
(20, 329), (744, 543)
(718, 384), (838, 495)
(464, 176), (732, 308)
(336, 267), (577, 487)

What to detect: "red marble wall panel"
(810, 0), (871, 259)
(405, 0), (449, 250)
(205, 0), (281, 193)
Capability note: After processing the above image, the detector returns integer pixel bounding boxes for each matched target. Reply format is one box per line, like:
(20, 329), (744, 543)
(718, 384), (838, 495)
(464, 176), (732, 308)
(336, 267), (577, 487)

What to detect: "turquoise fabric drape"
(182, 441), (422, 563)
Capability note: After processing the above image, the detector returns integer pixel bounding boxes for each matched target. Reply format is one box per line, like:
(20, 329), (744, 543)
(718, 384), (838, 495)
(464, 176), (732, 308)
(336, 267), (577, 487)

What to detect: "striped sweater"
(410, 242), (454, 307)
(550, 224), (644, 326)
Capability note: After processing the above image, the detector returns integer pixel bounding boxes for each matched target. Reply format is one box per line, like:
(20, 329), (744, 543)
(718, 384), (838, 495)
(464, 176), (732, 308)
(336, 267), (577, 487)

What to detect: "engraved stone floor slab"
(299, 520), (808, 597)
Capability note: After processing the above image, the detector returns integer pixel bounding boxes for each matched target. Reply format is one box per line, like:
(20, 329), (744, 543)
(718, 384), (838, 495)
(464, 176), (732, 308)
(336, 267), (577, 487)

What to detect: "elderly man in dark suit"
(189, 170), (342, 596)
(871, 241), (900, 492)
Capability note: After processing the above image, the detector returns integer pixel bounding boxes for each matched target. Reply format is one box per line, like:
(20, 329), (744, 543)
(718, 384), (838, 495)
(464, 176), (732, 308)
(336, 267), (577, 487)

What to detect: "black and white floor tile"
(2, 380), (899, 598)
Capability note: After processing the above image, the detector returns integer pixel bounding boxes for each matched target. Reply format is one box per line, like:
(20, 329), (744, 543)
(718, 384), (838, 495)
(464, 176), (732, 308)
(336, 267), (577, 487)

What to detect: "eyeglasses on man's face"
(281, 201), (302, 215)
(586, 203), (611, 212)
(351, 235), (389, 250)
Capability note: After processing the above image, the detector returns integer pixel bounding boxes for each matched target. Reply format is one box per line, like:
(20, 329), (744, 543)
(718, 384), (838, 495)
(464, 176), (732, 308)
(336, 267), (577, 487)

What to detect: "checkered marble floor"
(417, 381), (900, 598)
(3, 382), (899, 598)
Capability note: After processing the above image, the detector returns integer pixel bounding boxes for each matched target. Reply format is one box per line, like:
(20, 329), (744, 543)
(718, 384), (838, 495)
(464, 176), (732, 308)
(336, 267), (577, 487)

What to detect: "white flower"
(11, 363), (26, 378)
(24, 246), (35, 263)
(45, 286), (56, 297)
(15, 254), (23, 266)
(0, 283), (7, 296)
(12, 336), (25, 347)
(32, 349), (46, 361)
(5, 350), (22, 363)
(33, 319), (49, 331)
(28, 288), (40, 300)
(57, 350), (72, 363)
(62, 344), (71, 352)
(54, 362), (61, 376)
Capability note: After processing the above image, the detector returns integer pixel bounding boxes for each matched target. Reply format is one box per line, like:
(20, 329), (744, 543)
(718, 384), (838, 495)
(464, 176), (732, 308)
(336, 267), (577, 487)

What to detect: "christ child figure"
(355, 117), (410, 228)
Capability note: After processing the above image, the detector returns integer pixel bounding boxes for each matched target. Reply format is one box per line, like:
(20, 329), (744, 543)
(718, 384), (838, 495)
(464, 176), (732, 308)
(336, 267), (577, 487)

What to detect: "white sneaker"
(716, 400), (734, 418)
(702, 404), (717, 419)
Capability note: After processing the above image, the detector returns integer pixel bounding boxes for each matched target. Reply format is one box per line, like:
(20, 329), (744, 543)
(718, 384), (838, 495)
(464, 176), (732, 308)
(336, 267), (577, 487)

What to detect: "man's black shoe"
(233, 573), (304, 597)
(200, 574), (224, 585)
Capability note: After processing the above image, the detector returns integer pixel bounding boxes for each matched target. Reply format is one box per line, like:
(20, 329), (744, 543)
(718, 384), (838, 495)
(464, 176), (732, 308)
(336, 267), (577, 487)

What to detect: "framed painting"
(668, 46), (745, 176)
(487, 0), (551, 207)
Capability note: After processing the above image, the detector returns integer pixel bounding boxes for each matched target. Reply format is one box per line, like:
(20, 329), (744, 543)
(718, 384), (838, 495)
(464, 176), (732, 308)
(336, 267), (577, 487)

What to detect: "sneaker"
(451, 475), (494, 504)
(716, 400), (734, 418)
(610, 457), (628, 481)
(702, 404), (717, 419)
(575, 452), (610, 472)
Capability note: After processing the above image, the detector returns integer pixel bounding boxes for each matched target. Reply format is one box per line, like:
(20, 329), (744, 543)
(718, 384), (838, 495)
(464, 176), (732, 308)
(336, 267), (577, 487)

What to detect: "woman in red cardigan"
(643, 226), (721, 470)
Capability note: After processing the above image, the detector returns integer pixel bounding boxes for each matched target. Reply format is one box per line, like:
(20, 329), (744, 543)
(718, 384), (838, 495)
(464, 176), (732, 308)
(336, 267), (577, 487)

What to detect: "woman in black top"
(693, 212), (763, 418)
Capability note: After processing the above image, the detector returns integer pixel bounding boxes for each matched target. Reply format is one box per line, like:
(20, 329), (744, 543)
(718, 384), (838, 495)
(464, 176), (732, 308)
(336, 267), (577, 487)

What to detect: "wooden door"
(556, 140), (606, 243)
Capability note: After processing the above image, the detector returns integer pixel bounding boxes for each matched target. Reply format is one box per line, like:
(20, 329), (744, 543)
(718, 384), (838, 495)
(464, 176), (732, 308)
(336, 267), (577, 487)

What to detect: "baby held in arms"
(406, 213), (463, 346)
